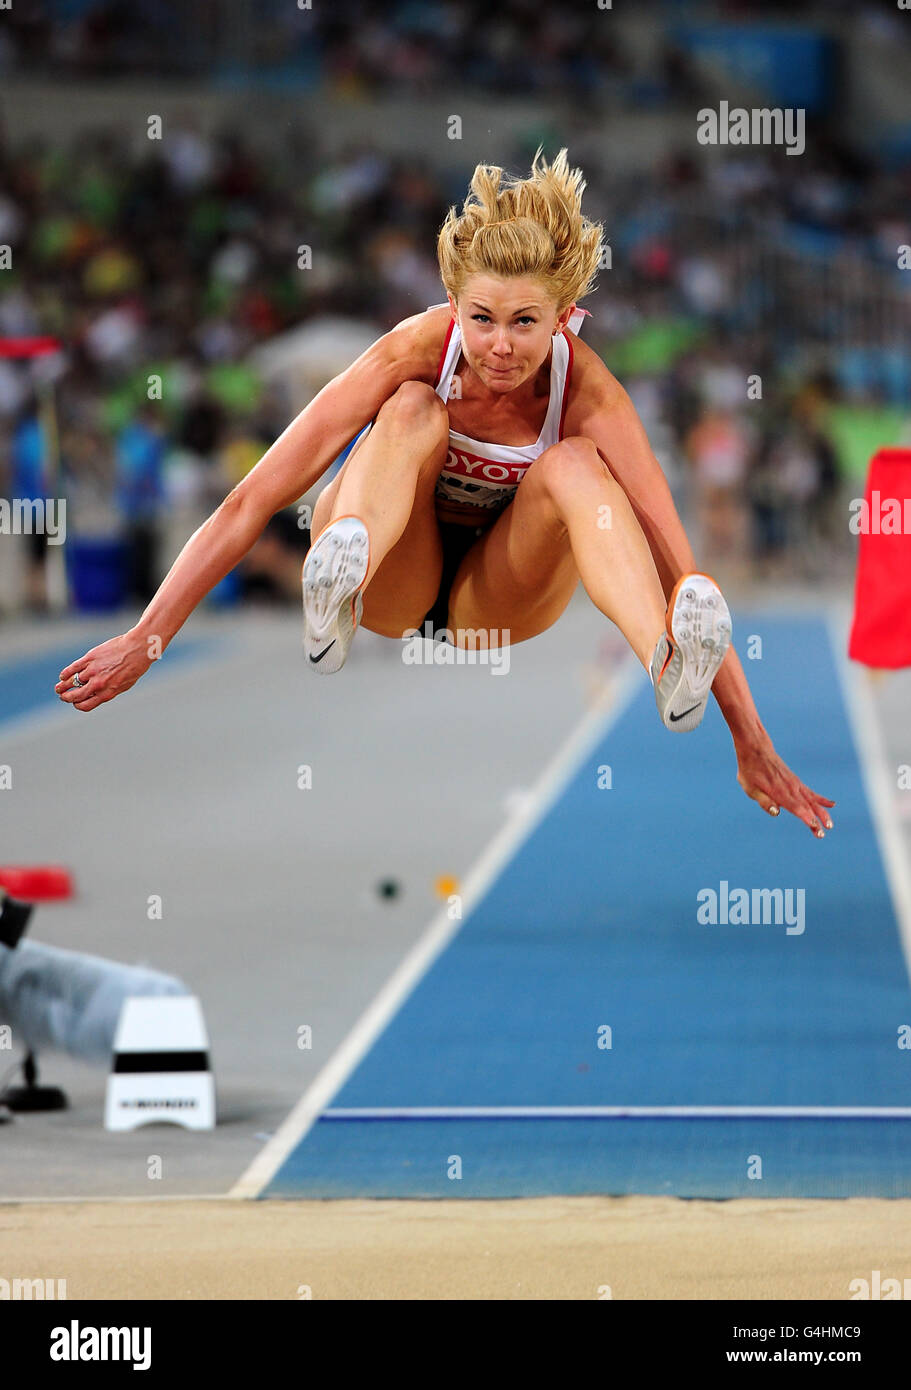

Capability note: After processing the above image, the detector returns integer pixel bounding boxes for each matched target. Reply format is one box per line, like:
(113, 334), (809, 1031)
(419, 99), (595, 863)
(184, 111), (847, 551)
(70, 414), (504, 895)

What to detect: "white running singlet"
(428, 301), (590, 522)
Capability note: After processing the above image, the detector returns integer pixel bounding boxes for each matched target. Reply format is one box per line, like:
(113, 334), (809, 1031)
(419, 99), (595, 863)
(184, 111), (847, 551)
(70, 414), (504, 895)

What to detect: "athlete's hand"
(734, 734), (835, 838)
(55, 631), (154, 712)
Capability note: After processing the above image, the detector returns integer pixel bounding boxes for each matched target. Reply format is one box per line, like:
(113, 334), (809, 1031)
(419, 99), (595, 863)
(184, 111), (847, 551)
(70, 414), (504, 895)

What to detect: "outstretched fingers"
(737, 751), (835, 839)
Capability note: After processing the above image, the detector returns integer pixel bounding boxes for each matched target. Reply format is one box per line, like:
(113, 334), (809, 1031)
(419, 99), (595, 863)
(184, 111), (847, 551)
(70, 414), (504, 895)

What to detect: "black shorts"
(422, 519), (488, 639)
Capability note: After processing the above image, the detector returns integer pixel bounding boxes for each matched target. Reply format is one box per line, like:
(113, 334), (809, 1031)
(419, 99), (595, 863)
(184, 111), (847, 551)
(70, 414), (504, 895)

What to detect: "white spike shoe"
(302, 515), (369, 675)
(650, 572), (732, 731)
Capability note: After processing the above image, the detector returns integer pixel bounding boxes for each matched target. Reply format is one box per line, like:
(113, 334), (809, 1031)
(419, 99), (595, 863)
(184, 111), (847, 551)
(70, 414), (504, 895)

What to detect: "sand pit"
(2, 1195), (910, 1300)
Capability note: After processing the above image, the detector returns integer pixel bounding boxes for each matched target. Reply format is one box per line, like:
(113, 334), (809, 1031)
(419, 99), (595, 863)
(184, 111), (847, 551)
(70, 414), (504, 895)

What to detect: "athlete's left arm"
(565, 349), (835, 838)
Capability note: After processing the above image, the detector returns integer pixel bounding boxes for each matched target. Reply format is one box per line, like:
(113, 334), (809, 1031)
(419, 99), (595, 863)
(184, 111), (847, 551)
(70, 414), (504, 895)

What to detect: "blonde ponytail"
(437, 147), (603, 311)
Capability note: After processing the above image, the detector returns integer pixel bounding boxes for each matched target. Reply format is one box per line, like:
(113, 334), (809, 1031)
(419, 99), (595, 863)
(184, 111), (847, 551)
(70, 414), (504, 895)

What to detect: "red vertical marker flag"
(848, 448), (911, 669)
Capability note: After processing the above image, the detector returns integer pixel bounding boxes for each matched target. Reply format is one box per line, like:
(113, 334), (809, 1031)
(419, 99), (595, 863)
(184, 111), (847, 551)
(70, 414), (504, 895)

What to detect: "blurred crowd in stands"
(0, 0), (902, 91)
(1, 6), (909, 613)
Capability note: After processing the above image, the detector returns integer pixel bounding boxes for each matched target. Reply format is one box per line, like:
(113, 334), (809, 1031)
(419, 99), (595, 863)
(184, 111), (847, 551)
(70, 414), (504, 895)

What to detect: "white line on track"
(229, 654), (644, 1198)
(321, 1105), (911, 1120)
(828, 610), (911, 985)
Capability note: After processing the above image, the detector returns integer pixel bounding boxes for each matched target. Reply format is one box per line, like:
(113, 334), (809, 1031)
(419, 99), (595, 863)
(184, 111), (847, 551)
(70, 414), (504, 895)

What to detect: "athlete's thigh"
(309, 444), (443, 640)
(448, 477), (579, 643)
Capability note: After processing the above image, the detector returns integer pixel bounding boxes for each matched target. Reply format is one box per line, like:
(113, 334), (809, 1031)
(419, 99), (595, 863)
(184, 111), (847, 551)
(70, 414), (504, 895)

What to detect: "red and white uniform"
(429, 301), (590, 523)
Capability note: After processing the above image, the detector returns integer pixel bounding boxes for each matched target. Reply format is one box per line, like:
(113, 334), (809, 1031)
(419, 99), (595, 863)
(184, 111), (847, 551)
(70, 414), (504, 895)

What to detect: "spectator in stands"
(11, 401), (49, 611)
(684, 406), (753, 574)
(115, 403), (166, 602)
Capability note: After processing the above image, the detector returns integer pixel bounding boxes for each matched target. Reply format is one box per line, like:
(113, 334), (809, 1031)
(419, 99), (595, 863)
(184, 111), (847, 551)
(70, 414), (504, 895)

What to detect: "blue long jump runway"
(262, 614), (909, 1198)
(0, 634), (223, 728)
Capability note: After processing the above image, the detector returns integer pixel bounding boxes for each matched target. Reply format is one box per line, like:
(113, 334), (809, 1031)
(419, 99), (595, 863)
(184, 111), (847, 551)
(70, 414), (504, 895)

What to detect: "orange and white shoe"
(302, 515), (369, 674)
(650, 572), (731, 732)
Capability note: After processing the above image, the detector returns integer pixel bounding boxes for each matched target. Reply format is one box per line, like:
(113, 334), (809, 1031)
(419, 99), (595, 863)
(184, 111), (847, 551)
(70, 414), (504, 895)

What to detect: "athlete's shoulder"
(563, 326), (629, 428)
(380, 304), (454, 387)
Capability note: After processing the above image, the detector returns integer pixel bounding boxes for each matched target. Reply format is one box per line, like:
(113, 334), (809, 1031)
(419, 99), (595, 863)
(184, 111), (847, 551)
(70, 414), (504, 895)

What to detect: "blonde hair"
(437, 146), (603, 313)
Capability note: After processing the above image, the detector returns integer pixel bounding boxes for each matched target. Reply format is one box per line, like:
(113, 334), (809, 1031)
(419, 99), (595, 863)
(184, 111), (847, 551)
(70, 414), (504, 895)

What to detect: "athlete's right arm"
(229, 312), (442, 525)
(56, 313), (442, 711)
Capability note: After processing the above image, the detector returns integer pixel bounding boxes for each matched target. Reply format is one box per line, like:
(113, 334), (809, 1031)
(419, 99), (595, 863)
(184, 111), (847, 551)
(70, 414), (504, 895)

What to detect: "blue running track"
(264, 616), (911, 1199)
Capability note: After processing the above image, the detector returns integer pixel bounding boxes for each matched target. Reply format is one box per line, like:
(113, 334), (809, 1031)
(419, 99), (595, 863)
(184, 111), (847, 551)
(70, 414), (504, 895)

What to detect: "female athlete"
(56, 149), (834, 838)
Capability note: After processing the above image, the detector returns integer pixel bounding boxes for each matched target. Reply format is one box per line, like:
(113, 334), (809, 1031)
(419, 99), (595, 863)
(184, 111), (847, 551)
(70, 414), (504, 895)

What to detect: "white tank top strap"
(566, 305), (590, 334)
(433, 312), (462, 408)
(538, 331), (568, 449)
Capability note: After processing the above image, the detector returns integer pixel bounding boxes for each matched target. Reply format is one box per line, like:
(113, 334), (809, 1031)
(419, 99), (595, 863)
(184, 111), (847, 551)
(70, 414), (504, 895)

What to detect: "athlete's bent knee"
(529, 436), (610, 495)
(377, 380), (448, 434)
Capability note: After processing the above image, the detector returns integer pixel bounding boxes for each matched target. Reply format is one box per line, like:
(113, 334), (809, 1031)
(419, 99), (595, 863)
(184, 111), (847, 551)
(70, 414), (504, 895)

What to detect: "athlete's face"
(449, 275), (574, 394)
